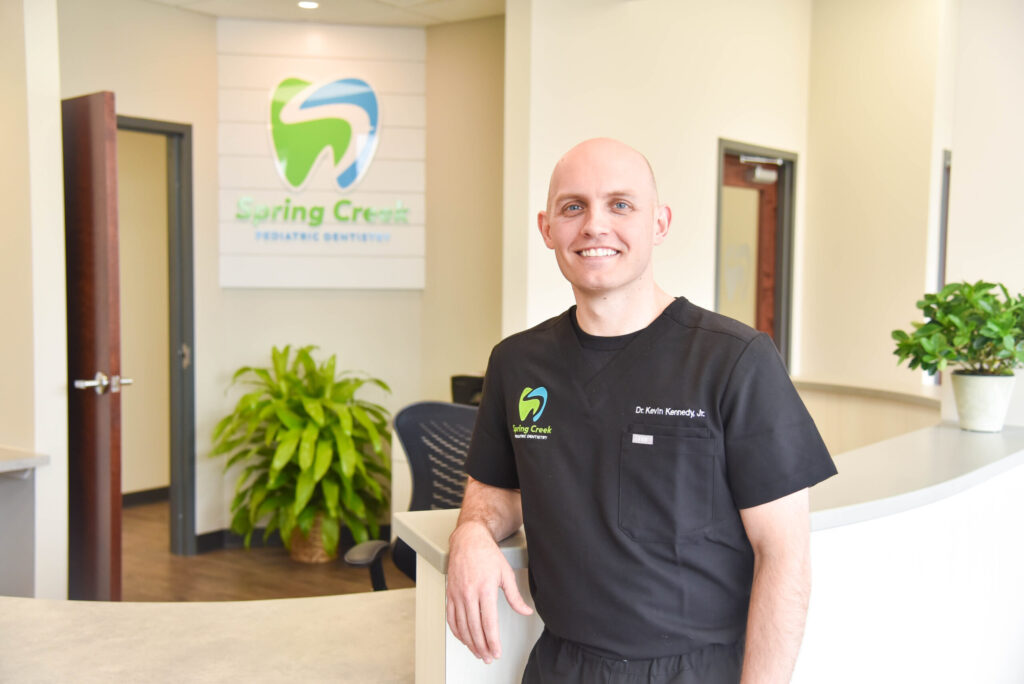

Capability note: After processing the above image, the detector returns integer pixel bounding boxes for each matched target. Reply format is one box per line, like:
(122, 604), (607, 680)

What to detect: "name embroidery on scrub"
(634, 406), (706, 418)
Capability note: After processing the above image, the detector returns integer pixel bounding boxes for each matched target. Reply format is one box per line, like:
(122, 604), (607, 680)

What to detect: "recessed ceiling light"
(298, 1), (319, 9)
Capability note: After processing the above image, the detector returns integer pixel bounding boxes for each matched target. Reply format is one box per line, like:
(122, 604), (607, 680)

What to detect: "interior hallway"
(122, 501), (414, 602)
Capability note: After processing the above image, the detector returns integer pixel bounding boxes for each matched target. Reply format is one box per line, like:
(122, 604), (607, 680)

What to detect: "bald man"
(446, 139), (836, 684)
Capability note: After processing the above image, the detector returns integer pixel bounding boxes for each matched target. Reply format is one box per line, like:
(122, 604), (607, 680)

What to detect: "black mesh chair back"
(391, 401), (478, 580)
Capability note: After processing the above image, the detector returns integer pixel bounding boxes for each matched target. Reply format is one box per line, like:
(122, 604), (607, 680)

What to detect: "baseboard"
(195, 524), (391, 554)
(122, 487), (170, 508)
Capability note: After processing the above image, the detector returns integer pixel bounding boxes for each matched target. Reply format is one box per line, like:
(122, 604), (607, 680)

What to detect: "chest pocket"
(618, 424), (717, 544)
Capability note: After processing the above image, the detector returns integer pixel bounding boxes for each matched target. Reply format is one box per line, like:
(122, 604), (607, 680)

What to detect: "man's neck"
(573, 284), (674, 337)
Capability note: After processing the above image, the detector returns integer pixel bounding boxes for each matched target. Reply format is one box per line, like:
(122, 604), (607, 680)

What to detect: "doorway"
(64, 96), (197, 600)
(716, 139), (796, 366)
(116, 116), (196, 557)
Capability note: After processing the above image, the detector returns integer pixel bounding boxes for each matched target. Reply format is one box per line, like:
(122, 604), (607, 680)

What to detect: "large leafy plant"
(892, 281), (1024, 376)
(212, 345), (391, 557)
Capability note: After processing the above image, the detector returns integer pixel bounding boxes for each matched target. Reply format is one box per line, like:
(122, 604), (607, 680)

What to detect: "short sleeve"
(722, 334), (837, 509)
(464, 347), (520, 489)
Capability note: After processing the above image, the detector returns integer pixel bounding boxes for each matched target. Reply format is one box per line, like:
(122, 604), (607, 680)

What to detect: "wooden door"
(721, 153), (779, 338)
(63, 91), (123, 601)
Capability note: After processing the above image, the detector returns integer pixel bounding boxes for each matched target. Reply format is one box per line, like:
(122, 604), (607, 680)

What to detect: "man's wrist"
(450, 518), (497, 549)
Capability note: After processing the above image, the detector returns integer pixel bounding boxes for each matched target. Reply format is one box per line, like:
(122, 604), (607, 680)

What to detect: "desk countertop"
(0, 445), (48, 474)
(809, 422), (1024, 529)
(395, 424), (1024, 573)
(0, 589), (415, 683)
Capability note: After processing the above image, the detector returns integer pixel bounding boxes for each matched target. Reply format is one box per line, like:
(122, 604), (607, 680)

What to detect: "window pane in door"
(718, 185), (759, 328)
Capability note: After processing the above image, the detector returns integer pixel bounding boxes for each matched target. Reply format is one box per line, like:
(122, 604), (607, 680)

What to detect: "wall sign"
(218, 20), (426, 289)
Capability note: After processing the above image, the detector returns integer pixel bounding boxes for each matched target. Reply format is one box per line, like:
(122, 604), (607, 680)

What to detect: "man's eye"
(613, 201), (630, 210)
(564, 203), (583, 212)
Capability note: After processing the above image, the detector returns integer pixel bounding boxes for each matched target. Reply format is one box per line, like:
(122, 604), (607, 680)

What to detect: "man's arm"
(446, 475), (533, 664)
(738, 488), (812, 684)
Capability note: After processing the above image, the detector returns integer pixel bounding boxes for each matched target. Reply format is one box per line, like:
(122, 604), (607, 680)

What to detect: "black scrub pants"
(521, 629), (744, 684)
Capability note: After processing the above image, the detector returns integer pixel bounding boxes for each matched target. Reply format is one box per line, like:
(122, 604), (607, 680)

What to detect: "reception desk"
(0, 588), (415, 682)
(0, 445), (49, 597)
(3, 424), (1021, 682)
(395, 423), (1024, 684)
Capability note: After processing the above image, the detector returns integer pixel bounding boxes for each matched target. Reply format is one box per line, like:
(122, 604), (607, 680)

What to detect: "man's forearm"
(739, 548), (810, 684)
(455, 476), (523, 542)
(447, 475), (531, 662)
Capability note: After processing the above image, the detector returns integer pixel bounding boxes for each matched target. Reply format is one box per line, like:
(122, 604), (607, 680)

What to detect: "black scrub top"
(465, 297), (837, 660)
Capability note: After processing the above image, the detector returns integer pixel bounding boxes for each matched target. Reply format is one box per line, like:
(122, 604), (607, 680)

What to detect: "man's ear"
(538, 210), (555, 248)
(652, 205), (672, 245)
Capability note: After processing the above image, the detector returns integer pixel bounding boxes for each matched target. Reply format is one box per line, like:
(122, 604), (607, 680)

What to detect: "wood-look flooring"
(121, 501), (414, 602)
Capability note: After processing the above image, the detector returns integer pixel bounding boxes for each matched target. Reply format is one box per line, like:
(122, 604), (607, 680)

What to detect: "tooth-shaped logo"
(518, 386), (549, 423)
(269, 77), (379, 191)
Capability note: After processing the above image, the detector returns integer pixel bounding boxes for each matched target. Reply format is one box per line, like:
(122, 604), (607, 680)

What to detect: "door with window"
(716, 143), (795, 364)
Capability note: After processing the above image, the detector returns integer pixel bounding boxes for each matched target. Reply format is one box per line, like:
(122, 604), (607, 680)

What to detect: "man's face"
(538, 139), (670, 298)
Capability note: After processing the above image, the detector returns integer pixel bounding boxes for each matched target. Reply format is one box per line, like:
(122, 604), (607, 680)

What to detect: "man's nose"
(581, 209), (610, 238)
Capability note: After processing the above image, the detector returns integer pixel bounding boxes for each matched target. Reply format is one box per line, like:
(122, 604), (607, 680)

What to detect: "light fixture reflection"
(298, 1), (319, 9)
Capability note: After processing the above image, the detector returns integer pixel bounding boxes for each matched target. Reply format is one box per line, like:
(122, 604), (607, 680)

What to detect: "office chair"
(344, 401), (477, 590)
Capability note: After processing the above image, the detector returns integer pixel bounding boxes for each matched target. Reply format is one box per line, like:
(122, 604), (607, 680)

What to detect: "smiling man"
(446, 138), (837, 684)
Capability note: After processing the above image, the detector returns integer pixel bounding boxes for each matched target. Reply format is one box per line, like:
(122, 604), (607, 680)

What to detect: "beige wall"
(0, 0), (35, 452)
(942, 0), (1024, 427)
(946, 0), (1024, 295)
(6, 0), (69, 598)
(800, 0), (945, 392)
(501, 0), (531, 337)
(117, 129), (171, 494)
(504, 0), (813, 329)
(423, 17), (504, 398)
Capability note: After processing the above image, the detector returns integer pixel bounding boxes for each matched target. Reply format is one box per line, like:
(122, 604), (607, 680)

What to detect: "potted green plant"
(892, 280), (1024, 432)
(212, 345), (391, 562)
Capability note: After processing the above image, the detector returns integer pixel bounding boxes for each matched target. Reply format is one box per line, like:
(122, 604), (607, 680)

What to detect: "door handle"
(110, 375), (133, 393)
(74, 371), (110, 395)
(73, 372), (134, 394)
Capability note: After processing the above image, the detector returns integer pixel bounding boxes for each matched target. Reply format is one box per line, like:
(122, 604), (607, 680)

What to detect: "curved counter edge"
(808, 422), (1024, 530)
(792, 379), (941, 408)
(395, 423), (1024, 573)
(0, 589), (415, 682)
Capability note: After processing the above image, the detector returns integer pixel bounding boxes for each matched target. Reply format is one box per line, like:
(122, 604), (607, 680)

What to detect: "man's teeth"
(579, 248), (618, 257)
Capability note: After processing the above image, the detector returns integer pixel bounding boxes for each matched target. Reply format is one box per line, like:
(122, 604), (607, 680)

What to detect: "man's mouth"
(577, 247), (619, 257)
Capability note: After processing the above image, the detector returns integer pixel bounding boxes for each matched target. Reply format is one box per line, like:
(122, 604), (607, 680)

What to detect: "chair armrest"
(343, 540), (391, 567)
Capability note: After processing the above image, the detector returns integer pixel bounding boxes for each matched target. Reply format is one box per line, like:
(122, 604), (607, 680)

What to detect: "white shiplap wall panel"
(218, 89), (425, 127)
(217, 19), (425, 62)
(377, 94), (426, 127)
(217, 19), (425, 289)
(218, 55), (425, 93)
(220, 157), (425, 193)
(218, 190), (426, 224)
(219, 122), (425, 161)
(219, 255), (426, 289)
(219, 223), (425, 257)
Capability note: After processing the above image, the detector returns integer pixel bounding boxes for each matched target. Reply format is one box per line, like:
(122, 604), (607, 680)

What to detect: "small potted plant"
(892, 280), (1024, 432)
(212, 345), (391, 561)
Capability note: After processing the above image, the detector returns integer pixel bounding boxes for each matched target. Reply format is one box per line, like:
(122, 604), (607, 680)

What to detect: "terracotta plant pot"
(288, 514), (337, 563)
(951, 372), (1016, 432)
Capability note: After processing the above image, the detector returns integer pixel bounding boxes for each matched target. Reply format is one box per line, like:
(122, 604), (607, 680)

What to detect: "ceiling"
(147, 0), (505, 27)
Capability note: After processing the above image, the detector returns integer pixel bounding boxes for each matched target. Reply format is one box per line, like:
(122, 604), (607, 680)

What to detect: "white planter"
(951, 372), (1016, 432)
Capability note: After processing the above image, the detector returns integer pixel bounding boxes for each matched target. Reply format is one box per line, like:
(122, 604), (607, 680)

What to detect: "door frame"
(117, 116), (196, 555)
(716, 139), (797, 367)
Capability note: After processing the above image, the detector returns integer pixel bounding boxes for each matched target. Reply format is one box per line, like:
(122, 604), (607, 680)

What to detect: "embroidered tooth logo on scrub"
(518, 386), (549, 422)
(270, 77), (380, 191)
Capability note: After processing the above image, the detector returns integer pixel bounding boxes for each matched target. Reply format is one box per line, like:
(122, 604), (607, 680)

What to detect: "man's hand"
(446, 521), (533, 663)
(445, 476), (533, 664)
